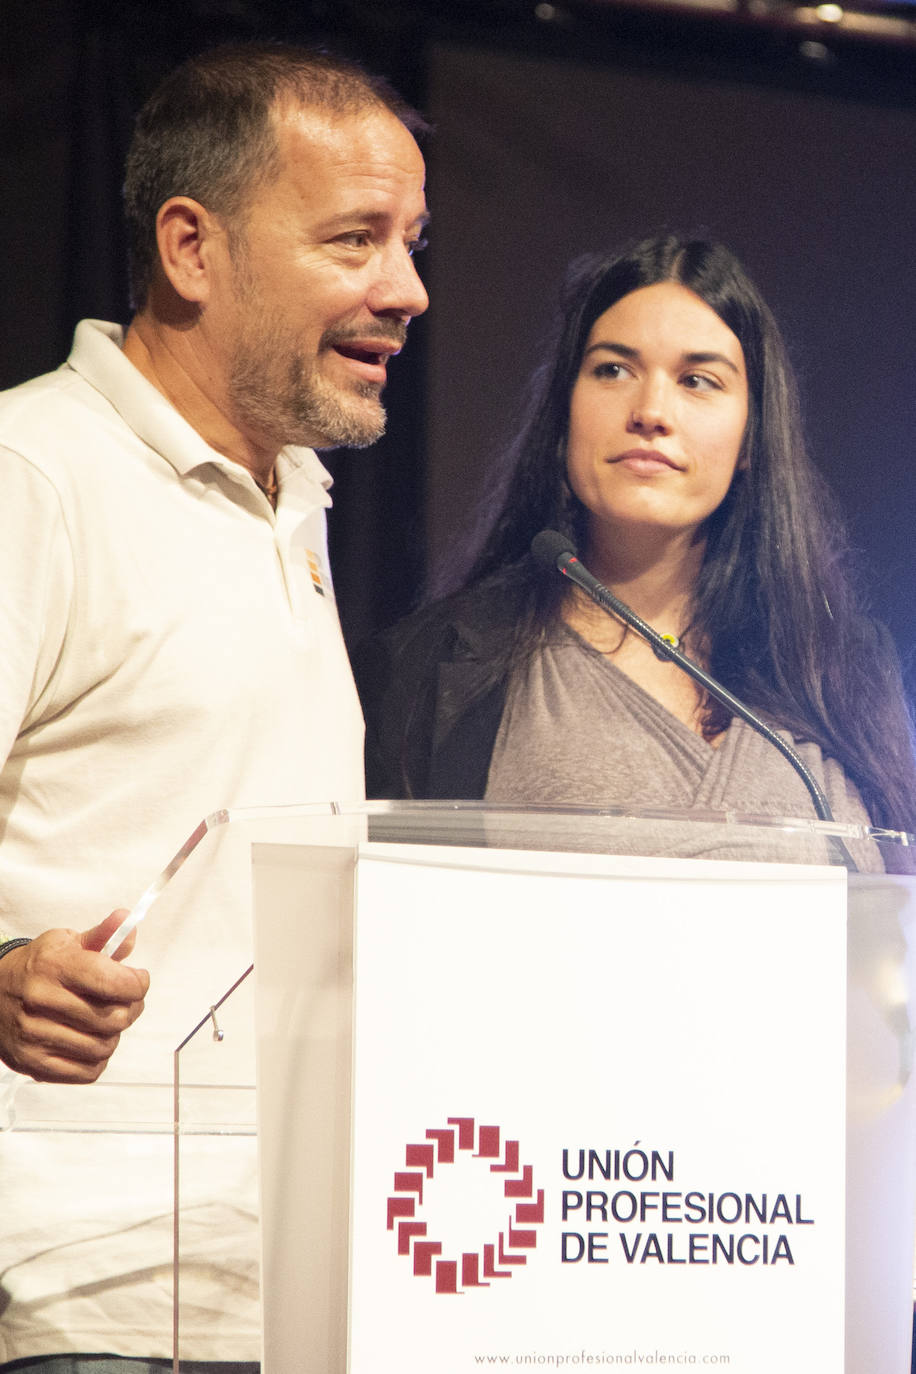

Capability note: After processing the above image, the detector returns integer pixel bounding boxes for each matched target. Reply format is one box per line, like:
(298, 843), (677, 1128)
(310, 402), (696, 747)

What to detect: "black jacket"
(352, 578), (527, 800)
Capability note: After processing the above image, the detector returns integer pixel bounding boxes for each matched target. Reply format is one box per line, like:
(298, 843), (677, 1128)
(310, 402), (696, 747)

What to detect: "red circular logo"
(386, 1116), (544, 1293)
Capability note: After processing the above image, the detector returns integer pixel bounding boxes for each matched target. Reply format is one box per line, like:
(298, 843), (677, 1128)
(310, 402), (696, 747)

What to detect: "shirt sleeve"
(0, 447), (74, 767)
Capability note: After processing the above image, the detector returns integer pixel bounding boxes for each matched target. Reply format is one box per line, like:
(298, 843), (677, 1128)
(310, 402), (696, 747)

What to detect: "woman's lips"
(611, 448), (681, 473)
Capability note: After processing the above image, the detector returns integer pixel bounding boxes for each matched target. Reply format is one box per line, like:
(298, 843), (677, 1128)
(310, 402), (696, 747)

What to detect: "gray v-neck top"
(485, 622), (880, 869)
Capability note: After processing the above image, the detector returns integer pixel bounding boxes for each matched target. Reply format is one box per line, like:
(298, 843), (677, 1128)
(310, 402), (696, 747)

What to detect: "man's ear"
(154, 196), (223, 304)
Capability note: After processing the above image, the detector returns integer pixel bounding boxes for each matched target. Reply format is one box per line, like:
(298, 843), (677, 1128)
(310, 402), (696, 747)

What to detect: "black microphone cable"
(531, 529), (835, 824)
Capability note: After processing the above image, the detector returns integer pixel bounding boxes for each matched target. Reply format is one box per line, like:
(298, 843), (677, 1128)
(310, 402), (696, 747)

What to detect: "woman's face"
(566, 281), (749, 551)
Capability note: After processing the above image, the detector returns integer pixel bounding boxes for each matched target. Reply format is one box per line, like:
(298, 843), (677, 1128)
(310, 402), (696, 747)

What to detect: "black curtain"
(3, 0), (916, 683)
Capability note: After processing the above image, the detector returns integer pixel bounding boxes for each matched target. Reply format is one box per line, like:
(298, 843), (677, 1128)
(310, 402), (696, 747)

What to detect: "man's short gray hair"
(123, 41), (428, 309)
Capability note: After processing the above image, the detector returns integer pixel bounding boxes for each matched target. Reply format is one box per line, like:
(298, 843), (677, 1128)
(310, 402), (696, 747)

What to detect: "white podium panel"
(350, 848), (846, 1372)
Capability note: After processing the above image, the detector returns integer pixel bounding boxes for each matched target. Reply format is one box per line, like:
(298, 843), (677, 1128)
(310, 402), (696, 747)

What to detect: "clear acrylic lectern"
(6, 801), (916, 1374)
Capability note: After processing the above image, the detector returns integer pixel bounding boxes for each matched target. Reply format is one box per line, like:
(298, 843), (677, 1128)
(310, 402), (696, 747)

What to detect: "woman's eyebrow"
(582, 342), (741, 376)
(683, 350), (741, 375)
(582, 341), (639, 359)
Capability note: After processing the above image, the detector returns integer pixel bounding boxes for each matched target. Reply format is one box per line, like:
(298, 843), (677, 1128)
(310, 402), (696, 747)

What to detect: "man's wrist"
(0, 937), (31, 962)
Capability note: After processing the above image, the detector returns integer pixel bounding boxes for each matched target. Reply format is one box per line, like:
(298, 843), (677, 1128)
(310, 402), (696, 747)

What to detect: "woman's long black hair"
(433, 235), (916, 832)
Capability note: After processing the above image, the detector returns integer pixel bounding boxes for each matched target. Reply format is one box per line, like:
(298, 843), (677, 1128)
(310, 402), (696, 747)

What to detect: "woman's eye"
(592, 361), (628, 380)
(682, 372), (721, 392)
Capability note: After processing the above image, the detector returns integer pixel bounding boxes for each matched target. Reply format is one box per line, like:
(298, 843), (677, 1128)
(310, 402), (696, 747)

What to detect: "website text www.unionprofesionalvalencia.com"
(473, 1352), (731, 1366)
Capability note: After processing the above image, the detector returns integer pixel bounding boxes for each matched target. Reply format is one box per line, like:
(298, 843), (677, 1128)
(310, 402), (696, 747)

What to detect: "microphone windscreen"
(530, 529), (576, 569)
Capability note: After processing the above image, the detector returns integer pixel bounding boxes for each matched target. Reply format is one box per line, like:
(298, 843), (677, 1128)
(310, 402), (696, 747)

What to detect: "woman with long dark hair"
(354, 235), (916, 842)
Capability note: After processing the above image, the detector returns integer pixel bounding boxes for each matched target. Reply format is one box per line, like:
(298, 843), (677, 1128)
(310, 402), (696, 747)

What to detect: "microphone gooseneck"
(530, 529), (835, 824)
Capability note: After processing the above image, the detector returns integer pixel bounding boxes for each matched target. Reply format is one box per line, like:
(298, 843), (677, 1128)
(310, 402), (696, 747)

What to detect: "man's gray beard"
(229, 334), (387, 451)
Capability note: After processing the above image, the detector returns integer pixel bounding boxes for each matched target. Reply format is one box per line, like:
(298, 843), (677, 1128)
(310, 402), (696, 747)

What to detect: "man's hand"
(0, 910), (150, 1083)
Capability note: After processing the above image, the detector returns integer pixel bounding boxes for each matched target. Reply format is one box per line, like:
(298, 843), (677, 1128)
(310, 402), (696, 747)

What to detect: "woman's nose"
(626, 383), (673, 436)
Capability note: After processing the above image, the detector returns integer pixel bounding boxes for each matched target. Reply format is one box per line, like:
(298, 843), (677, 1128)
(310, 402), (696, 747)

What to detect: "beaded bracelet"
(0, 937), (31, 962)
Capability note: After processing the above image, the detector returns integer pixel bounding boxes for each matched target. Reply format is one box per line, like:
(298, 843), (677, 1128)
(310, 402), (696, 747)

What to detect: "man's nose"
(368, 247), (429, 320)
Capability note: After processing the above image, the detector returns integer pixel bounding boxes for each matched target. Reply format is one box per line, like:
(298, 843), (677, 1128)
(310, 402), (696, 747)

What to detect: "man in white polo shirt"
(0, 42), (428, 1373)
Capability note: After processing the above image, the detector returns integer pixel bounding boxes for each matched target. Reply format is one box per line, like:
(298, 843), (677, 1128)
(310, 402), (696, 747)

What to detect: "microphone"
(530, 529), (835, 823)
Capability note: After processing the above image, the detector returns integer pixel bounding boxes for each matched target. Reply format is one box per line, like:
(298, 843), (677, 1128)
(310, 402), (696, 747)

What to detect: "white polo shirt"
(0, 321), (365, 1361)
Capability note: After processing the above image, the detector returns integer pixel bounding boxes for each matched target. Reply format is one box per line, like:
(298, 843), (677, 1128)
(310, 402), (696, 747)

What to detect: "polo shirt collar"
(67, 319), (333, 507)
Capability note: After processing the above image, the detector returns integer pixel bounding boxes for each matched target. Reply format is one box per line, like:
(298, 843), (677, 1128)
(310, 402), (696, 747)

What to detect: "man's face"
(211, 103), (429, 452)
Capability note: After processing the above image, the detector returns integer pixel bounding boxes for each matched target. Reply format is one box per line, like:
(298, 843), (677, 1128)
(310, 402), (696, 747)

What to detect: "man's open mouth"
(334, 344), (387, 366)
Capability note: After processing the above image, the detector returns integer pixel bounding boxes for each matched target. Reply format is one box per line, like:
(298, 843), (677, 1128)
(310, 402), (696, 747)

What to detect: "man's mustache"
(321, 322), (408, 352)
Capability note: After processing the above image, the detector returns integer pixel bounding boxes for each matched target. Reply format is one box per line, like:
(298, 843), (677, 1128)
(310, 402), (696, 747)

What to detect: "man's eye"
(338, 231), (371, 248)
(407, 235), (429, 257)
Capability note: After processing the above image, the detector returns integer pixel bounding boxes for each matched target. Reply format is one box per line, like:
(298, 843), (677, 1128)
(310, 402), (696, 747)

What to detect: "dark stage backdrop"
(2, 4), (916, 692)
(423, 43), (916, 692)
